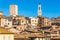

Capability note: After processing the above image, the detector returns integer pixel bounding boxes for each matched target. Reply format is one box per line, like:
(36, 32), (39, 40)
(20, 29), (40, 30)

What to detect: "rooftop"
(0, 27), (13, 34)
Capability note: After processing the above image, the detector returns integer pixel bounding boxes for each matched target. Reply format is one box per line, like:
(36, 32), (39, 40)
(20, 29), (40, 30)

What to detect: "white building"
(4, 18), (12, 28)
(29, 17), (38, 26)
(0, 27), (14, 40)
(0, 17), (12, 28)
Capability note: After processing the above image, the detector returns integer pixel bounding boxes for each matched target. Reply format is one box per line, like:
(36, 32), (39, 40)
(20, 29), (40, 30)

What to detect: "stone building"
(10, 4), (18, 16)
(0, 12), (7, 27)
(38, 16), (51, 27)
(51, 17), (60, 26)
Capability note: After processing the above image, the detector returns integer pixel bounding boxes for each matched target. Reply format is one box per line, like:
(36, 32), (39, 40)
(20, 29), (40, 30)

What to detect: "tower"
(10, 4), (18, 16)
(38, 3), (42, 17)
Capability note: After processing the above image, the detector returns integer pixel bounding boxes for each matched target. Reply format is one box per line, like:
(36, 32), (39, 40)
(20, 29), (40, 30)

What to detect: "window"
(35, 20), (36, 22)
(3, 35), (11, 40)
(43, 38), (46, 40)
(4, 25), (8, 27)
(26, 26), (31, 30)
(8, 36), (10, 40)
(46, 38), (50, 40)
(8, 23), (9, 25)
(3, 36), (5, 40)
(32, 20), (34, 22)
(22, 20), (24, 23)
(40, 38), (42, 40)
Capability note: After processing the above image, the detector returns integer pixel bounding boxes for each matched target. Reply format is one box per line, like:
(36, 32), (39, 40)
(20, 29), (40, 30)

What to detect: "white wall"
(1, 19), (6, 27)
(4, 19), (12, 28)
(30, 17), (38, 26)
(0, 34), (14, 40)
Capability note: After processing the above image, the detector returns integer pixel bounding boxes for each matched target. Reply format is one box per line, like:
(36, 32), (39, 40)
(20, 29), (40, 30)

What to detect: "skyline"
(0, 0), (60, 18)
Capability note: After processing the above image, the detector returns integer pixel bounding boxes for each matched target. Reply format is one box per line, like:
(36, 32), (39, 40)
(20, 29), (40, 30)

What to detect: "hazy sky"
(0, 0), (60, 18)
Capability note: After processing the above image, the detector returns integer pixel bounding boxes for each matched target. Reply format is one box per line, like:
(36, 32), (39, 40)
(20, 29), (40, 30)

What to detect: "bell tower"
(38, 3), (42, 17)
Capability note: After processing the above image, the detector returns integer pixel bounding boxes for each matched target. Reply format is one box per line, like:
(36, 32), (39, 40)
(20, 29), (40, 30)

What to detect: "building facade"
(0, 27), (14, 40)
(4, 19), (12, 28)
(29, 17), (38, 26)
(0, 12), (7, 27)
(10, 4), (18, 16)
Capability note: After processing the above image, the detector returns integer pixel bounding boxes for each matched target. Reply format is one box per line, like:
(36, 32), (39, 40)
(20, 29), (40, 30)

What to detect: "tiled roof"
(0, 15), (6, 19)
(0, 27), (13, 34)
(14, 31), (44, 38)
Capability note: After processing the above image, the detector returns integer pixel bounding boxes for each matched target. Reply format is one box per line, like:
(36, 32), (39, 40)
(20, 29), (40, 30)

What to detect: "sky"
(0, 0), (60, 18)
